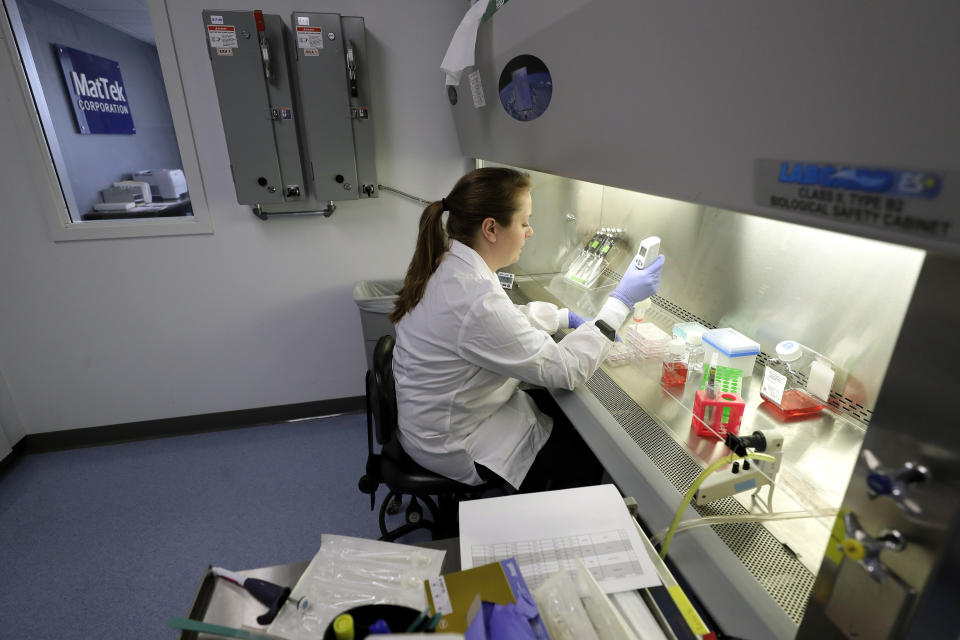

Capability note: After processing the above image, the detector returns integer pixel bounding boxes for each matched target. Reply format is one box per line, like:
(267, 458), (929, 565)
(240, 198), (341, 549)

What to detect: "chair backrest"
(371, 334), (398, 446)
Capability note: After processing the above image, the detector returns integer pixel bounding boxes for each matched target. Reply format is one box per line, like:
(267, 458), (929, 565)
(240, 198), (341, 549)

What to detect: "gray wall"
(17, 0), (184, 216)
(0, 0), (470, 436)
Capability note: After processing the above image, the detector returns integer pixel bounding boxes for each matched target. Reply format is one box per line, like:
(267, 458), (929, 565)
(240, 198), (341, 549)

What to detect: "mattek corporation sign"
(55, 44), (135, 135)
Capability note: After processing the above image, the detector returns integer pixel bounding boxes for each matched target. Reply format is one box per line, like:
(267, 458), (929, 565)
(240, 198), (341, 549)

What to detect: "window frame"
(0, 0), (213, 241)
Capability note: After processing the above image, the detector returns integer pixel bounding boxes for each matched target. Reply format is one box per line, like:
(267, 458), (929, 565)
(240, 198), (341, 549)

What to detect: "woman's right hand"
(610, 254), (665, 308)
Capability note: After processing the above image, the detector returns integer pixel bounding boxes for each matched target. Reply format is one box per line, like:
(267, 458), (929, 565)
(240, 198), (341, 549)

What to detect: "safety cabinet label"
(755, 159), (957, 245)
(296, 26), (324, 50)
(215, 48), (233, 56)
(469, 69), (486, 108)
(207, 25), (237, 49)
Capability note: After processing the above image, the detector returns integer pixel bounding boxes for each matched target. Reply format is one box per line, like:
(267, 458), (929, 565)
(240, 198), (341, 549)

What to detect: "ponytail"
(389, 201), (447, 323)
(389, 167), (531, 323)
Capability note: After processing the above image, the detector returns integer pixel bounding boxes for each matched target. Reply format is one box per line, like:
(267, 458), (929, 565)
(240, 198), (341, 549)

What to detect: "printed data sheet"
(459, 484), (661, 593)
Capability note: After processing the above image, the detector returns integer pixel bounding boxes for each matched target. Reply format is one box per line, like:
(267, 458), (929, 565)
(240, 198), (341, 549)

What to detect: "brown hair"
(389, 167), (531, 323)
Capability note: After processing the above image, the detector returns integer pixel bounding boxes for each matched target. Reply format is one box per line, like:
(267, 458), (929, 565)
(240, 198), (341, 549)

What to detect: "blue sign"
(55, 44), (135, 135)
(778, 162), (941, 199)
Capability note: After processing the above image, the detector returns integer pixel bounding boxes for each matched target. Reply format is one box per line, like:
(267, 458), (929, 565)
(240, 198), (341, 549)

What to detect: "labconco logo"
(778, 162), (940, 199)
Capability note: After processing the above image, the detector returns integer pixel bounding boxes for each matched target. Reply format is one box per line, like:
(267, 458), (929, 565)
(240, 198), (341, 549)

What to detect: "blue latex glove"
(482, 602), (540, 640)
(488, 604), (538, 640)
(568, 310), (591, 329)
(610, 254), (665, 308)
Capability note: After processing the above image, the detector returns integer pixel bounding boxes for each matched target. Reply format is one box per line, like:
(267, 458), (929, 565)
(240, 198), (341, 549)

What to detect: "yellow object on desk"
(333, 613), (354, 640)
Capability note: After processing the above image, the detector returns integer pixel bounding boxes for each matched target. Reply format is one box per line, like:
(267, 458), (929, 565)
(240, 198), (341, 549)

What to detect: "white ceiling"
(52, 0), (156, 45)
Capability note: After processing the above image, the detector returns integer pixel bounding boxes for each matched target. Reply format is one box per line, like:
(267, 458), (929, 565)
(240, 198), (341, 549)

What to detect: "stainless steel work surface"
(514, 273), (859, 570)
(497, 159), (923, 421)
(506, 275), (866, 636)
(600, 343), (859, 576)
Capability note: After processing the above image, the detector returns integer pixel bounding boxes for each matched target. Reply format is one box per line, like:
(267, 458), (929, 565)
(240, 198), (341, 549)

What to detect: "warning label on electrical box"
(754, 159), (957, 247)
(296, 26), (324, 49)
(207, 25), (237, 49)
(469, 69), (486, 108)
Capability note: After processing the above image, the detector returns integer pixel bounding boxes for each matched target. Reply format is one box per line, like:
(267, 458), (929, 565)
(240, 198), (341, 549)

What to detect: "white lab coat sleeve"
(514, 301), (565, 333)
(595, 297), (631, 328)
(457, 292), (612, 391)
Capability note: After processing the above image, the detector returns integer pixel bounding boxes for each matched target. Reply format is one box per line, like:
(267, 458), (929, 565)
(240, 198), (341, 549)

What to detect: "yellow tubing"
(659, 452), (776, 559)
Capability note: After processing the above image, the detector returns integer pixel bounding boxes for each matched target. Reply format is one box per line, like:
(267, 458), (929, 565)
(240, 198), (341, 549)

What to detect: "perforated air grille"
(650, 295), (717, 330)
(826, 394), (872, 425)
(585, 370), (815, 625)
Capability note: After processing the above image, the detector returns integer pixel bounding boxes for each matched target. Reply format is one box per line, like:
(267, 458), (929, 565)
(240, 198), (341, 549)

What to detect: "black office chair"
(358, 334), (496, 541)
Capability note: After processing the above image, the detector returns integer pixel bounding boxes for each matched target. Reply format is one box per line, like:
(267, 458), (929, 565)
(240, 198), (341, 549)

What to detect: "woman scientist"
(388, 167), (664, 493)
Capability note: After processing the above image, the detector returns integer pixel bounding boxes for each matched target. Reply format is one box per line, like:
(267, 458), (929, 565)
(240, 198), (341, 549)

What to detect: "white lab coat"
(393, 240), (630, 488)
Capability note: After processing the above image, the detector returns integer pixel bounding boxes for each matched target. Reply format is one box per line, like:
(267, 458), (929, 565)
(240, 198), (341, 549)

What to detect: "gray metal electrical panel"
(202, 9), (377, 217)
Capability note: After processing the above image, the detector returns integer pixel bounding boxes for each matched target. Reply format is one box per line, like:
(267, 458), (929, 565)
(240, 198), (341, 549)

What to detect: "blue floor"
(0, 413), (425, 640)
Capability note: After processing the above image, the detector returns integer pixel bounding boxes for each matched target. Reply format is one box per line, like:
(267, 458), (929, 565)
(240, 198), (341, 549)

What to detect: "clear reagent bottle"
(632, 298), (652, 323)
(760, 340), (835, 419)
(661, 337), (688, 387)
(685, 331), (705, 373)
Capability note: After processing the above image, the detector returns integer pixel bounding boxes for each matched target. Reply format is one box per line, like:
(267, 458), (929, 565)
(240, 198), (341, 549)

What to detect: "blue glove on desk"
(610, 254), (665, 308)
(568, 310), (590, 329)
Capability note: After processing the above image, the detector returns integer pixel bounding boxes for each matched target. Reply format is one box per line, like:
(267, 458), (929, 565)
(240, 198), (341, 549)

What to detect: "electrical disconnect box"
(202, 10), (377, 218)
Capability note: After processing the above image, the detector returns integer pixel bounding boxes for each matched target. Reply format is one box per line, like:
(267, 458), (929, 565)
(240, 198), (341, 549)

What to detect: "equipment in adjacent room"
(132, 169), (188, 200)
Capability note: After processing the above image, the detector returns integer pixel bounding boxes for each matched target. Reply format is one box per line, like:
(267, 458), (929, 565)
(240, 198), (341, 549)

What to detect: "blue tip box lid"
(703, 328), (760, 357)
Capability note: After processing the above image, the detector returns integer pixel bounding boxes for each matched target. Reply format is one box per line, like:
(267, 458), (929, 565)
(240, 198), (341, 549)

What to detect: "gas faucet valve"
(840, 511), (906, 584)
(862, 449), (930, 515)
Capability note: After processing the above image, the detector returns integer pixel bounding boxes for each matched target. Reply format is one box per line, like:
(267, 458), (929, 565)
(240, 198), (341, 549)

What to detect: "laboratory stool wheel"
(378, 491), (442, 541)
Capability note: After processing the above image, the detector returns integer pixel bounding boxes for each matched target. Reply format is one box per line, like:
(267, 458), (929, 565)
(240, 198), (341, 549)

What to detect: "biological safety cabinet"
(202, 10), (376, 218)
(447, 1), (960, 638)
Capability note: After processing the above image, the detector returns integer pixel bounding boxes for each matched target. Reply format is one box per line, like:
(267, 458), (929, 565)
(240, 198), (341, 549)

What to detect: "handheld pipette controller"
(630, 236), (661, 322)
(634, 236), (661, 269)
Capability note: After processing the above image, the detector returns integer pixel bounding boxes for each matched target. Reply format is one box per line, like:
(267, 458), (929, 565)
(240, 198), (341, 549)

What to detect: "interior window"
(4, 0), (194, 224)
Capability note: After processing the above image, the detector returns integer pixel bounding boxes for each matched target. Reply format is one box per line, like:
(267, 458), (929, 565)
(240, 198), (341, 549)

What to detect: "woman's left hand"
(568, 310), (591, 329)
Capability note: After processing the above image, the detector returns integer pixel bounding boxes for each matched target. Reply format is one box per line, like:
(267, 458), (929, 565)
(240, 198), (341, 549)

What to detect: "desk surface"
(82, 196), (192, 221)
(182, 538), (460, 640)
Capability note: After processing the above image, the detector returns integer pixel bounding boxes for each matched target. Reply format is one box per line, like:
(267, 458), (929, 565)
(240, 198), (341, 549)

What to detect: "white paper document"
(459, 484), (661, 593)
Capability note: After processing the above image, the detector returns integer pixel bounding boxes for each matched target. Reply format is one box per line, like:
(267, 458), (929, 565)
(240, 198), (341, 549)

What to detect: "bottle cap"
(632, 299), (651, 321)
(333, 614), (355, 640)
(668, 337), (685, 355)
(685, 331), (702, 345)
(776, 340), (802, 362)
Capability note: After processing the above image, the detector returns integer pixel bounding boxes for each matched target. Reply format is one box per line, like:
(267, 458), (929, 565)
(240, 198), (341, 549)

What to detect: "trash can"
(353, 279), (404, 371)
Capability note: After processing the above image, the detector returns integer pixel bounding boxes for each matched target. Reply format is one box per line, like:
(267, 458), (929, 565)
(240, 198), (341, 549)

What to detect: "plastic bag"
(352, 280), (404, 313)
(268, 534), (446, 640)
(573, 560), (638, 640)
(532, 568), (600, 640)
